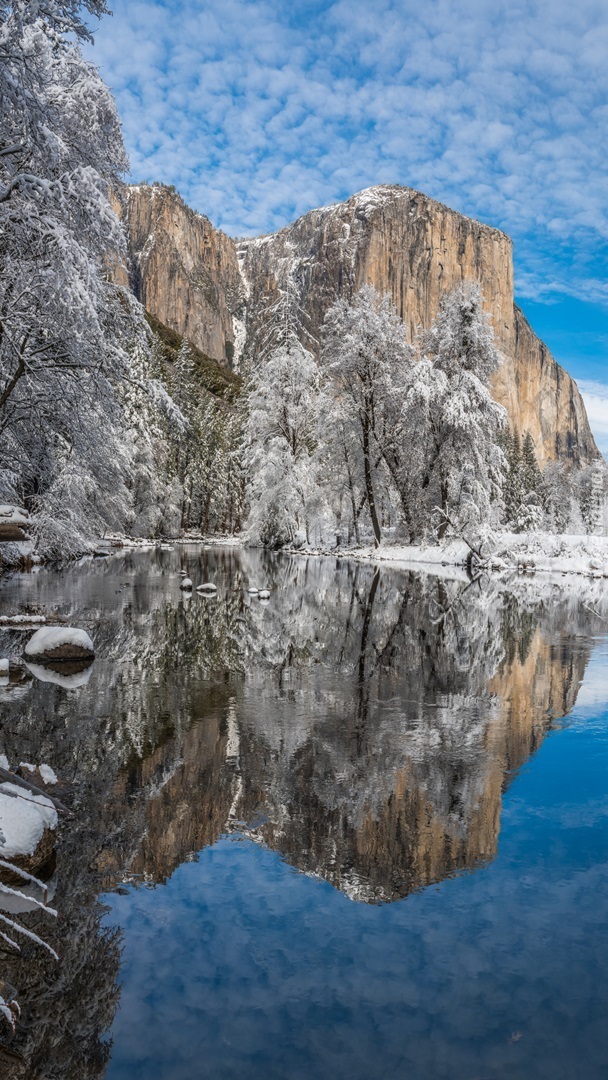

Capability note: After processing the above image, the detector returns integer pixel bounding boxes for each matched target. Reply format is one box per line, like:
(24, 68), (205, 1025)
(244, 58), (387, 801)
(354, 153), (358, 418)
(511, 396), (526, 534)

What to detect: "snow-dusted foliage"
(241, 281), (509, 549)
(243, 339), (324, 546)
(578, 458), (608, 535)
(0, 2), (233, 556)
(0, 0), (135, 555)
(322, 285), (414, 547)
(416, 282), (506, 542)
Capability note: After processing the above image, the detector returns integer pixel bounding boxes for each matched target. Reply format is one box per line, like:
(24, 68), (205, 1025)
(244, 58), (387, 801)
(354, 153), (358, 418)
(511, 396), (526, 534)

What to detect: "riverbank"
(3, 528), (608, 580)
(285, 532), (608, 579)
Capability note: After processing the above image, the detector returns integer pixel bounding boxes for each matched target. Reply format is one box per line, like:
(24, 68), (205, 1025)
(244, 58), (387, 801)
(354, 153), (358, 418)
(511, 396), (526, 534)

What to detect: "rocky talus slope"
(121, 183), (599, 468)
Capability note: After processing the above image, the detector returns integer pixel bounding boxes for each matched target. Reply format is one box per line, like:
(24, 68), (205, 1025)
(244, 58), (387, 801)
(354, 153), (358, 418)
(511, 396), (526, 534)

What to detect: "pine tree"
(521, 433), (541, 495)
(579, 460), (607, 535)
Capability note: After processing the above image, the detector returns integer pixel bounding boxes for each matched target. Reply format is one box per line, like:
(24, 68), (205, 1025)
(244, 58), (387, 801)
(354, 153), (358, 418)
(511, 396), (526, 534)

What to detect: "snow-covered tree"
(578, 459), (608, 535)
(416, 282), (506, 540)
(322, 285), (414, 546)
(242, 340), (324, 547)
(0, 0), (137, 554)
(539, 460), (573, 534)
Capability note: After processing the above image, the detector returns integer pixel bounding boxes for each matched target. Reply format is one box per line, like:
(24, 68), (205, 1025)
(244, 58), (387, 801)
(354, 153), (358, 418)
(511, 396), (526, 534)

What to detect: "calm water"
(1, 546), (608, 1079)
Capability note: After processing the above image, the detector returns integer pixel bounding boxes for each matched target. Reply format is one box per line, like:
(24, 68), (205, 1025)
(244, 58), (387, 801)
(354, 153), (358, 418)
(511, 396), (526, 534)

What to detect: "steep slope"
(123, 182), (599, 468)
(122, 184), (244, 366)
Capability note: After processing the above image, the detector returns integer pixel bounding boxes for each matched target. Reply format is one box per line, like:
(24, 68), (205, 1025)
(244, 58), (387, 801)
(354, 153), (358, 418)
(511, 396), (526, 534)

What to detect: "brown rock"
(119, 184), (243, 367)
(122, 182), (600, 468)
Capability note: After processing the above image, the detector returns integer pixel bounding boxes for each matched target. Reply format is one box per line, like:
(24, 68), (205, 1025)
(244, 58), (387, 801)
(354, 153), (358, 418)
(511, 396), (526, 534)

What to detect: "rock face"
(123, 182), (599, 467)
(122, 185), (243, 366)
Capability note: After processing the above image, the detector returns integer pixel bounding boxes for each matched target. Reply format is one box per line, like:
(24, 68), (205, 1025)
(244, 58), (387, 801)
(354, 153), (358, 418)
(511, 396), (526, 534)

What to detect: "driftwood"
(0, 768), (71, 816)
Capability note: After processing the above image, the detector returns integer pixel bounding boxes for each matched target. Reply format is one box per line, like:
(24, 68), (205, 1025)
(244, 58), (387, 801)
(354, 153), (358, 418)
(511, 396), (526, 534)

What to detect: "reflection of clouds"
(572, 643), (608, 712)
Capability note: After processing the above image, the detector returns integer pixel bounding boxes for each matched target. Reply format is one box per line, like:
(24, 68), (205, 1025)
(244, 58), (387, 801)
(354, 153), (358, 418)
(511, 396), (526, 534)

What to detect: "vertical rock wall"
(123, 183), (599, 467)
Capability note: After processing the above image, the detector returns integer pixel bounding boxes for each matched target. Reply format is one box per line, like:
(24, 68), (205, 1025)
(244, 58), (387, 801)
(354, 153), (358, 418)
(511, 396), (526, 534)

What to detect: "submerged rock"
(24, 627), (95, 663)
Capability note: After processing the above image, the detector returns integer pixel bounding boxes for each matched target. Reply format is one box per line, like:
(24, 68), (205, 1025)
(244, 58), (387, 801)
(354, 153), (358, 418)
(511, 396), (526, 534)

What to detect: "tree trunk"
(437, 479), (449, 540)
(362, 413), (381, 547)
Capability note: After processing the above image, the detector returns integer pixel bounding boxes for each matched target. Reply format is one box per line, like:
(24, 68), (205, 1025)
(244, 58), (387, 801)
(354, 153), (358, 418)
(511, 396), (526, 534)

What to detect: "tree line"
(242, 282), (608, 549)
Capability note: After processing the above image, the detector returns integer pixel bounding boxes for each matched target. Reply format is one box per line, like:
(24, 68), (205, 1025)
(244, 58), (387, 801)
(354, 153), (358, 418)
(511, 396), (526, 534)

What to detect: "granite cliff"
(121, 183), (599, 468)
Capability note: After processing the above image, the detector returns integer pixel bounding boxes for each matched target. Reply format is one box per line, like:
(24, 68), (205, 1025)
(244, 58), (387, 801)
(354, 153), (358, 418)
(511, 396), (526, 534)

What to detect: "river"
(1, 545), (608, 1078)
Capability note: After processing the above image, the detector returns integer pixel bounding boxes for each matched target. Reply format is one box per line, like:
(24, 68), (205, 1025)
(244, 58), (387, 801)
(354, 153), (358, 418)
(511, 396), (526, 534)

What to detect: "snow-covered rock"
(248, 588), (259, 594)
(197, 582), (218, 593)
(24, 627), (95, 662)
(0, 505), (30, 541)
(258, 589), (270, 599)
(180, 577), (193, 590)
(0, 783), (57, 859)
(0, 661), (8, 675)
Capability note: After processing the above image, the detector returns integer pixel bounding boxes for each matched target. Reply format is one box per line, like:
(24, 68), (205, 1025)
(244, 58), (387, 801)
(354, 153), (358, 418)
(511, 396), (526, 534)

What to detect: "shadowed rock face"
(123, 182), (599, 468)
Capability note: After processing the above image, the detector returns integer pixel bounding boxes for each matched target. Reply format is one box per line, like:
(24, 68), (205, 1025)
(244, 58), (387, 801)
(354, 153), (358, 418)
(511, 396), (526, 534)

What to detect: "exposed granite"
(123, 182), (599, 467)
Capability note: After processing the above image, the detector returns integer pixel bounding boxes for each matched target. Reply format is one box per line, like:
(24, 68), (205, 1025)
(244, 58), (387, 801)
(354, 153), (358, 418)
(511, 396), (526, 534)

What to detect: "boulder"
(0, 505), (29, 542)
(24, 627), (95, 663)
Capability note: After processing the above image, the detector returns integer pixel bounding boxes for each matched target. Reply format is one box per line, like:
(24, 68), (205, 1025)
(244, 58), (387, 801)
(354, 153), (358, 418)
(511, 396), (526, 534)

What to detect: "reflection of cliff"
(97, 688), (237, 887)
(236, 621), (587, 903)
(80, 551), (600, 906)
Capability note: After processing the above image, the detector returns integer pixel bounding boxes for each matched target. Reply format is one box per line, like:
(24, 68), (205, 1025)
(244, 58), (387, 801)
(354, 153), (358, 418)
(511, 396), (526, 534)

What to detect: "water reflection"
(0, 547), (605, 1073)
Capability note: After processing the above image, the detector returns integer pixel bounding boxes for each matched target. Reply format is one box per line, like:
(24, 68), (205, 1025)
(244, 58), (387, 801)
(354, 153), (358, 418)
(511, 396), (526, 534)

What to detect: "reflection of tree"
(0, 801), (121, 1078)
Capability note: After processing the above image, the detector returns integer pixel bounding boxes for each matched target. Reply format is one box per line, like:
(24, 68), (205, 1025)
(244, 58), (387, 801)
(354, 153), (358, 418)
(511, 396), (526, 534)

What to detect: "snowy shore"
(3, 530), (608, 581)
(287, 533), (608, 579)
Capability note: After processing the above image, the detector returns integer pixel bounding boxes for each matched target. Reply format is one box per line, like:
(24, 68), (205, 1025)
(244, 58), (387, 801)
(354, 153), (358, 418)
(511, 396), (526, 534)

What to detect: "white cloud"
(85, 0), (608, 305)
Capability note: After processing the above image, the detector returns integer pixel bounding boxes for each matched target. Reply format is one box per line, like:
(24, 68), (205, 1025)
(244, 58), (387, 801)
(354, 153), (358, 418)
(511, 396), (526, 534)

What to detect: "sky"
(84, 0), (608, 454)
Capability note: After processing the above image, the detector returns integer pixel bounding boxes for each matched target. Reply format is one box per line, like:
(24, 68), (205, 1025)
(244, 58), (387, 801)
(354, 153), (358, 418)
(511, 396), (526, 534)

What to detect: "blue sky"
(85, 0), (608, 453)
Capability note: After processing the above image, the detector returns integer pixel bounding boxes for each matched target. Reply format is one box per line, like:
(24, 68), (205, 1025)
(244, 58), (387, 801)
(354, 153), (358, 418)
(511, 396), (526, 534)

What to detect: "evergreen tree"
(521, 433), (541, 495)
(579, 459), (607, 535)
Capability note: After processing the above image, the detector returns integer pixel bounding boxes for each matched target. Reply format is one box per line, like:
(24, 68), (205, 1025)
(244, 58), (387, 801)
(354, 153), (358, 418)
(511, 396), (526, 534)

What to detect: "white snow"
(298, 532), (608, 580)
(24, 626), (94, 657)
(196, 582), (217, 592)
(0, 784), (57, 858)
(180, 578), (193, 590)
(0, 505), (29, 525)
(258, 589), (270, 599)
(0, 660), (8, 674)
(19, 763), (58, 785)
(38, 765), (58, 786)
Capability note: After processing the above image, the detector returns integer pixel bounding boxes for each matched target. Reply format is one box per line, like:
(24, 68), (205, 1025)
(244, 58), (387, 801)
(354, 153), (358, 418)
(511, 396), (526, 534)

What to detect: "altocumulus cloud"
(86, 0), (608, 308)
